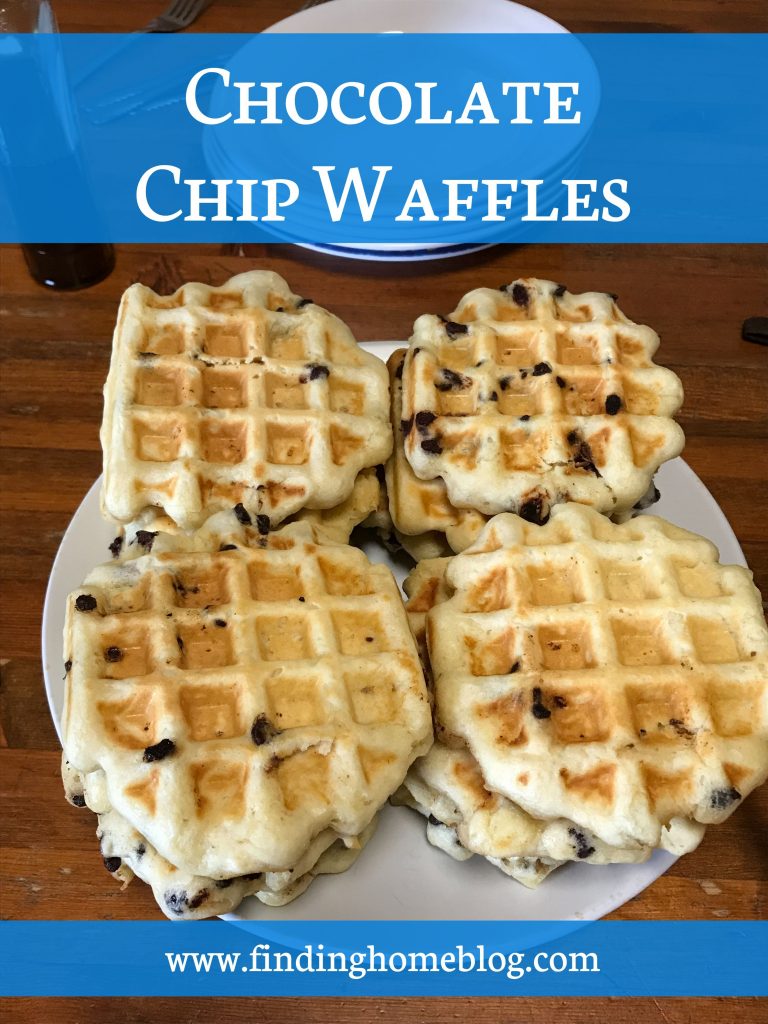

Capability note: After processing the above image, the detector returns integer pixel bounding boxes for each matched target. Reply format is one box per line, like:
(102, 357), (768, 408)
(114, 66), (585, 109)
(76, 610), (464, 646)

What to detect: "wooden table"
(2, 1), (767, 1021)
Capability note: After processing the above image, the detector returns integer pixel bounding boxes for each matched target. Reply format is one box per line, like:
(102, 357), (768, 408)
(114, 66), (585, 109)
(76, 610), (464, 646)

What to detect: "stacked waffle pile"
(61, 271), (768, 912)
(388, 279), (768, 887)
(61, 272), (431, 918)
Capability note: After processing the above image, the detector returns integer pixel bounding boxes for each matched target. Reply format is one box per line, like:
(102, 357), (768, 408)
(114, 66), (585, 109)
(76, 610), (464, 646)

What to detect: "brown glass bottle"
(21, 244), (115, 291)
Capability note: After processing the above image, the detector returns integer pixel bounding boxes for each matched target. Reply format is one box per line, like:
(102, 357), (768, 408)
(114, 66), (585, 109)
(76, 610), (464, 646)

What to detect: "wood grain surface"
(2, 0), (767, 1018)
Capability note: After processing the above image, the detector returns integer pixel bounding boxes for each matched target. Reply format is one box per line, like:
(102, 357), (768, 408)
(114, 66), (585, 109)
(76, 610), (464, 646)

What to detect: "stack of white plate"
(208, 0), (582, 261)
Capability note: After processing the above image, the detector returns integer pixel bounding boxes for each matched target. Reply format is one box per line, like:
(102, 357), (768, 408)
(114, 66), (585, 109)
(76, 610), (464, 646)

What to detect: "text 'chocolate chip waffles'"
(399, 279), (684, 523)
(100, 270), (392, 531)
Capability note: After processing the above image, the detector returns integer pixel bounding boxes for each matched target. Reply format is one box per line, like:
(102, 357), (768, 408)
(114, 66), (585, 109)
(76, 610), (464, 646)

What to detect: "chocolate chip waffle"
(62, 517), (431, 880)
(386, 350), (488, 554)
(101, 271), (392, 531)
(64, 758), (376, 919)
(400, 280), (684, 522)
(113, 469), (384, 558)
(427, 505), (768, 851)
(396, 746), (650, 888)
(400, 558), (656, 887)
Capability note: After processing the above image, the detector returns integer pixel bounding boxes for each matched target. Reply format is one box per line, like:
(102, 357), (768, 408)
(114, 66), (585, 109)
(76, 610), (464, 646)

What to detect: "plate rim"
(42, 340), (748, 922)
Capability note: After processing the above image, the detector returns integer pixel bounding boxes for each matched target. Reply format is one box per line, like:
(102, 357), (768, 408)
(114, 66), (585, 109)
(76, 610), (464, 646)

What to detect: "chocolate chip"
(136, 843), (146, 858)
(605, 394), (622, 415)
(219, 543), (237, 551)
(298, 596), (305, 602)
(710, 787), (741, 809)
(233, 503), (251, 525)
(135, 530), (157, 551)
(394, 359), (404, 379)
(553, 284), (567, 298)
(64, 660), (72, 673)
(400, 416), (414, 436)
(568, 827), (596, 860)
(108, 536), (123, 559)
(296, 297), (313, 308)
(143, 738), (176, 763)
(365, 636), (374, 642)
(668, 718), (694, 740)
(187, 889), (209, 910)
(531, 687), (551, 719)
(519, 496), (549, 526)
(553, 695), (568, 709)
(556, 376), (566, 389)
(421, 437), (443, 455)
(567, 430), (579, 446)
(427, 814), (442, 826)
(570, 435), (600, 476)
(519, 414), (530, 422)
(742, 316), (768, 345)
(414, 411), (436, 431)
(440, 318), (468, 339)
(532, 362), (552, 376)
(71, 793), (86, 807)
(164, 890), (189, 915)
(436, 368), (471, 391)
(510, 660), (520, 674)
(251, 714), (280, 746)
(511, 283), (529, 307)
(520, 369), (528, 379)
(104, 646), (123, 663)
(214, 619), (227, 628)
(499, 376), (513, 392)
(305, 363), (330, 381)
(103, 856), (122, 873)
(215, 878), (234, 889)
(485, 391), (498, 402)
(75, 594), (97, 612)
(374, 464), (386, 485)
(256, 514), (270, 535)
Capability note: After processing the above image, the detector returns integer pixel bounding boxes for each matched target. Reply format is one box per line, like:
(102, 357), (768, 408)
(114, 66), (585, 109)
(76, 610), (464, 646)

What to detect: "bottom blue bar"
(1, 921), (765, 996)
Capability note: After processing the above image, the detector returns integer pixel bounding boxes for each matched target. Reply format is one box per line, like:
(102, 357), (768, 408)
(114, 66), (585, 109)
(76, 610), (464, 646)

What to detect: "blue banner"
(1, 921), (766, 996)
(0, 33), (766, 242)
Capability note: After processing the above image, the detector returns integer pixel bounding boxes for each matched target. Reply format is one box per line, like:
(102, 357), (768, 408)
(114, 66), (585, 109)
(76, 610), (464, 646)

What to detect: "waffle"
(396, 746), (651, 887)
(111, 469), (382, 565)
(61, 518), (431, 879)
(63, 758), (375, 919)
(101, 271), (392, 531)
(400, 280), (684, 521)
(401, 559), (657, 885)
(386, 350), (488, 553)
(427, 505), (768, 850)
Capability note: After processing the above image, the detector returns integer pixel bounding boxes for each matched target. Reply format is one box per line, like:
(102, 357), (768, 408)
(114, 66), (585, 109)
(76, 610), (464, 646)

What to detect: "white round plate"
(43, 342), (747, 921)
(263, 0), (568, 262)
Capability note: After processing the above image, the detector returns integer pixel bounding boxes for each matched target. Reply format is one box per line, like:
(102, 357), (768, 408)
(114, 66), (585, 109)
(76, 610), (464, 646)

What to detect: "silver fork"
(145, 0), (214, 32)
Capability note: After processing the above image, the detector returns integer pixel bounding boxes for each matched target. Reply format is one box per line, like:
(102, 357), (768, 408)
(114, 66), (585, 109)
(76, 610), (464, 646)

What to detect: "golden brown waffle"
(400, 280), (684, 521)
(427, 506), (768, 850)
(63, 758), (375, 919)
(396, 747), (650, 888)
(112, 469), (383, 562)
(101, 271), (392, 531)
(62, 516), (431, 879)
(401, 559), (658, 886)
(386, 350), (487, 553)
